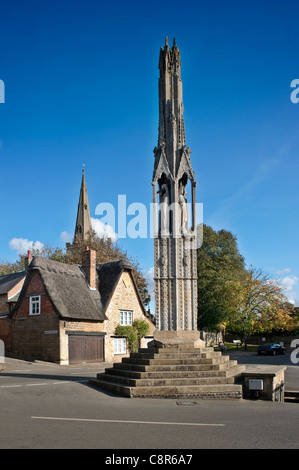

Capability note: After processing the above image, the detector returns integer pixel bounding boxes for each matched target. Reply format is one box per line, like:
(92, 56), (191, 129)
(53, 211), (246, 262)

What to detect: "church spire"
(73, 167), (93, 244)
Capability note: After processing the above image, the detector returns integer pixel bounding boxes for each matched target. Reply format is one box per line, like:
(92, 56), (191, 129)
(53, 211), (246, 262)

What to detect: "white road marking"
(0, 379), (89, 389)
(31, 416), (225, 427)
(1, 385), (22, 388)
(52, 381), (70, 385)
(26, 383), (48, 386)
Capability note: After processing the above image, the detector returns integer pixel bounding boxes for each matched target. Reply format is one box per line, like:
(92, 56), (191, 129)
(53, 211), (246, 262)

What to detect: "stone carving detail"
(153, 38), (198, 333)
(159, 182), (170, 235)
(179, 181), (189, 235)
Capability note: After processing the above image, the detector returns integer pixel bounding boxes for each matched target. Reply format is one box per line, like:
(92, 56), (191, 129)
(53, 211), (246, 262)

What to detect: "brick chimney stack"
(82, 246), (97, 289)
(25, 250), (32, 273)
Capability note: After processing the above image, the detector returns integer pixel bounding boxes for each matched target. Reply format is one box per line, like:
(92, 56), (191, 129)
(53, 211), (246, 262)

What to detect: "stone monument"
(151, 37), (204, 349)
(90, 39), (244, 398)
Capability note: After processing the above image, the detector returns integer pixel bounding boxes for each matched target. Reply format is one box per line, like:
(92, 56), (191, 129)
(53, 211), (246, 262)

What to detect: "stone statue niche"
(178, 173), (190, 236)
(157, 174), (171, 236)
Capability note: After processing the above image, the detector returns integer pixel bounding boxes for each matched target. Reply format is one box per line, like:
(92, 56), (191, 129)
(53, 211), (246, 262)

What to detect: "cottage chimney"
(82, 246), (97, 289)
(25, 250), (32, 273)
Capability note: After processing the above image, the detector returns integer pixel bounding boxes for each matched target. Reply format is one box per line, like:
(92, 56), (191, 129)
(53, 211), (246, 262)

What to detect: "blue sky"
(0, 0), (299, 308)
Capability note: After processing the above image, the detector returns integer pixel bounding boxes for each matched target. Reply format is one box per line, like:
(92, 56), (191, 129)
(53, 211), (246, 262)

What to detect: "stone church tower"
(152, 38), (201, 346)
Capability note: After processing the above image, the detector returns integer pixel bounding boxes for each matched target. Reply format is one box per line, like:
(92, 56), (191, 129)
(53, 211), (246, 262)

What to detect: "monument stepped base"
(89, 347), (245, 399)
(148, 330), (205, 349)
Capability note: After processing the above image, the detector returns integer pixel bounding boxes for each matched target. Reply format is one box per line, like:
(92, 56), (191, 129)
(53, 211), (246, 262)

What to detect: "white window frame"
(114, 337), (127, 355)
(119, 310), (133, 326)
(29, 295), (41, 315)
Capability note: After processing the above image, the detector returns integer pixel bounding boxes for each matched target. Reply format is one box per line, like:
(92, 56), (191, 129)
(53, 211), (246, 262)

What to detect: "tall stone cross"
(151, 37), (203, 348)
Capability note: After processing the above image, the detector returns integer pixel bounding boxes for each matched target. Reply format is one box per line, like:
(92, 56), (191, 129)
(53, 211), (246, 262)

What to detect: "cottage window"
(119, 310), (132, 326)
(30, 296), (41, 315)
(114, 337), (127, 355)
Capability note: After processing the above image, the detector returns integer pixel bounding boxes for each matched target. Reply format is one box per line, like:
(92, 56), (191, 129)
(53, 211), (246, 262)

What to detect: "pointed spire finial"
(165, 36), (169, 47)
(73, 167), (93, 244)
(173, 37), (176, 46)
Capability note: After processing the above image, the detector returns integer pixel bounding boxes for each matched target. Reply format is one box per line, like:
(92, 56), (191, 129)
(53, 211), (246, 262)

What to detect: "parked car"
(257, 343), (286, 356)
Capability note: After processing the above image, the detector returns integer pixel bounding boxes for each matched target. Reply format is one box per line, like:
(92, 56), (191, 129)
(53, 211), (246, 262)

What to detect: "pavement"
(0, 353), (298, 450)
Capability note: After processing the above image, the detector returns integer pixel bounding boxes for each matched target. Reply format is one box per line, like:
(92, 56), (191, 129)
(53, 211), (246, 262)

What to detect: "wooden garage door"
(69, 335), (104, 364)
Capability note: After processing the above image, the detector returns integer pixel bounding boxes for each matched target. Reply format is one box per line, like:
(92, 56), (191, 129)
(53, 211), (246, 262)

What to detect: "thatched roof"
(10, 256), (146, 322)
(13, 257), (106, 321)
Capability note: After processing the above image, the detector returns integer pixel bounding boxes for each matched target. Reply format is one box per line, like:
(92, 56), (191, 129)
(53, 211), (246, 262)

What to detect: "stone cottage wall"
(104, 271), (155, 362)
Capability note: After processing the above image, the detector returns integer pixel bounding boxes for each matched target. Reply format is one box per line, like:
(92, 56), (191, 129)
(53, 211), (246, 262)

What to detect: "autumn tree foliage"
(197, 224), (296, 336)
(225, 267), (296, 341)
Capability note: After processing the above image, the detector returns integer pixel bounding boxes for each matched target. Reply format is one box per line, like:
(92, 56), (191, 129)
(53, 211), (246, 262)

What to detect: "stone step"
(97, 372), (236, 387)
(112, 360), (239, 373)
(89, 344), (244, 400)
(138, 347), (214, 354)
(130, 351), (222, 360)
(121, 355), (230, 366)
(89, 378), (243, 399)
(103, 364), (245, 381)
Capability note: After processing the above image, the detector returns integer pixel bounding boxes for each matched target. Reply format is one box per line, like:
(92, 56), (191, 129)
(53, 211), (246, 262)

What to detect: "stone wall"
(103, 271), (155, 362)
(200, 330), (223, 347)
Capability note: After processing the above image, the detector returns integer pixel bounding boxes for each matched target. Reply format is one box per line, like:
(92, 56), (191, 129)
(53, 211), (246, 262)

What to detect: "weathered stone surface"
(148, 329), (205, 349)
(90, 40), (244, 399)
(89, 346), (244, 399)
(242, 365), (286, 402)
(152, 38), (198, 334)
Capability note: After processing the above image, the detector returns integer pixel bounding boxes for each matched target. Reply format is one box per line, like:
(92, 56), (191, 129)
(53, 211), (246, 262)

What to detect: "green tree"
(114, 325), (138, 352)
(115, 320), (150, 353)
(0, 258), (24, 275)
(197, 224), (247, 331)
(0, 244), (66, 275)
